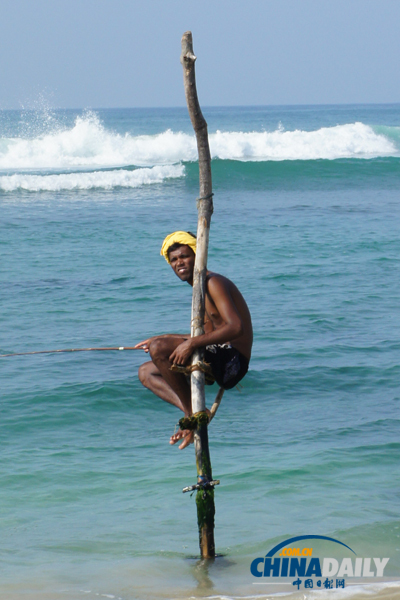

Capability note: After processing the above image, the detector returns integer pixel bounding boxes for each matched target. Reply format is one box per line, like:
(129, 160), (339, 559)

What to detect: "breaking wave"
(0, 165), (184, 192)
(0, 113), (398, 170)
(0, 112), (399, 191)
(0, 113), (193, 170)
(210, 122), (398, 160)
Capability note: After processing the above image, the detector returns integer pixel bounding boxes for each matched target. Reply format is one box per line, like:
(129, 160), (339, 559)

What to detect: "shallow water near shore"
(1, 104), (400, 599)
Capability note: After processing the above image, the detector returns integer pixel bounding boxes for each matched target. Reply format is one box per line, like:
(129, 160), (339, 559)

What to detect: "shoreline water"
(2, 566), (400, 600)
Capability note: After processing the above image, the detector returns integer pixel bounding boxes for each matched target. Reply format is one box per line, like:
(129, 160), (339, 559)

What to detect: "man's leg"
(147, 336), (192, 415)
(137, 335), (194, 449)
(138, 361), (186, 412)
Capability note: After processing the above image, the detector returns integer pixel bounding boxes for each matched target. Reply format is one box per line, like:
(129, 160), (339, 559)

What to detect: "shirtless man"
(135, 231), (253, 449)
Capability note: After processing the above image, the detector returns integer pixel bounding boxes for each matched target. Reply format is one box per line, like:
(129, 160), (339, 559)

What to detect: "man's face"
(168, 245), (195, 283)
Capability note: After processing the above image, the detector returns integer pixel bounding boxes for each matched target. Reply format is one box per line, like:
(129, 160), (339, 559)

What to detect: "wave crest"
(0, 113), (398, 173)
(0, 113), (197, 170)
(210, 122), (397, 160)
(0, 165), (184, 192)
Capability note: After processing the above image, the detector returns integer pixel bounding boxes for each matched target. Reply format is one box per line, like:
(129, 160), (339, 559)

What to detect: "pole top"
(181, 31), (197, 64)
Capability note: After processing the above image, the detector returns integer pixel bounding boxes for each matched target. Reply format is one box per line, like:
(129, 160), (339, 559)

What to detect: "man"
(135, 231), (253, 449)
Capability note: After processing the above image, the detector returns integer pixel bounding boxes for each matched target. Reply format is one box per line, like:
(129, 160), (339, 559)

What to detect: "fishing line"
(0, 346), (141, 358)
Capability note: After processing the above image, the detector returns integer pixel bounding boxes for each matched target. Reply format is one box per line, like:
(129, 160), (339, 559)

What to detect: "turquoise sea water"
(1, 105), (400, 600)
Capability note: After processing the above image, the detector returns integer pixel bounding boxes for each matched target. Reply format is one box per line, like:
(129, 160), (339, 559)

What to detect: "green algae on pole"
(180, 30), (216, 559)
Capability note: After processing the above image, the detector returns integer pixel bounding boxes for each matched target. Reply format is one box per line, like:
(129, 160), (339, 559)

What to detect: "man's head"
(160, 231), (197, 283)
(160, 231), (196, 264)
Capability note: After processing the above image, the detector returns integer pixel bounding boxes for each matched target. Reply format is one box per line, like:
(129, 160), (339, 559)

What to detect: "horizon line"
(1, 101), (400, 112)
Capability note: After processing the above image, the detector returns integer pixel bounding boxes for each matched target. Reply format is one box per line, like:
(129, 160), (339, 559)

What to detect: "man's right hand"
(134, 333), (191, 353)
(133, 338), (153, 353)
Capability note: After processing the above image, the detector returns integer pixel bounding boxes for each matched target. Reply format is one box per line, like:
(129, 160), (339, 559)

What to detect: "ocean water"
(1, 104), (400, 600)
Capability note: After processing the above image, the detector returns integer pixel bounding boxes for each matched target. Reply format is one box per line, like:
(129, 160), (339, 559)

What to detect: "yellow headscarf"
(160, 231), (197, 264)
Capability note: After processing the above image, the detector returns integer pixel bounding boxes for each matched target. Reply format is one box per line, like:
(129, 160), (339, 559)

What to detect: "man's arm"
(169, 276), (243, 365)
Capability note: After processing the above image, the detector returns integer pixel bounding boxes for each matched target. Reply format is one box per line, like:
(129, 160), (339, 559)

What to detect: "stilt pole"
(180, 31), (215, 559)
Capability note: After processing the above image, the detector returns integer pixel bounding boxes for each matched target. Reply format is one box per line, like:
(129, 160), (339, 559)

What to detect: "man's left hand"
(169, 339), (194, 365)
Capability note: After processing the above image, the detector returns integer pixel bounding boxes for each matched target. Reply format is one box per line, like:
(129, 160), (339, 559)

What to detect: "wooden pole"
(180, 31), (216, 559)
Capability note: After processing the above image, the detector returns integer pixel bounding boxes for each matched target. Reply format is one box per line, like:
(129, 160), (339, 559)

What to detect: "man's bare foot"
(170, 409), (212, 450)
(170, 429), (194, 450)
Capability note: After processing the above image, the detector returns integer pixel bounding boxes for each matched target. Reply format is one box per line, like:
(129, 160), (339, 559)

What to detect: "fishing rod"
(0, 346), (142, 358)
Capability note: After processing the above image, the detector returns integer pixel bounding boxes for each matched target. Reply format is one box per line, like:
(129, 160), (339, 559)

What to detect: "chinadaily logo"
(250, 535), (390, 591)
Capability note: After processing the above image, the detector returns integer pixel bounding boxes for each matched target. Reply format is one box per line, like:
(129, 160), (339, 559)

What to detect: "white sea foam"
(0, 165), (184, 192)
(0, 113), (196, 170)
(223, 580), (400, 599)
(0, 114), (397, 179)
(210, 122), (397, 161)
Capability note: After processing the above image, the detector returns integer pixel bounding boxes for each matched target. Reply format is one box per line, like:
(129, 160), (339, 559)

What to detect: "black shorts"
(204, 343), (249, 390)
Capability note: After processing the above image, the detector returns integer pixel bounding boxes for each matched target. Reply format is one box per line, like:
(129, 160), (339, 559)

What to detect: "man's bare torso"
(204, 272), (253, 360)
